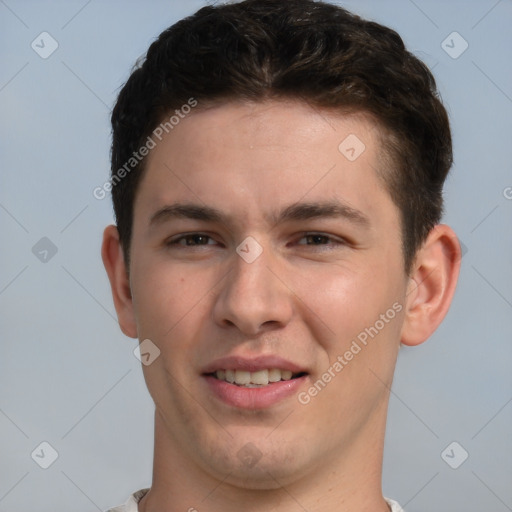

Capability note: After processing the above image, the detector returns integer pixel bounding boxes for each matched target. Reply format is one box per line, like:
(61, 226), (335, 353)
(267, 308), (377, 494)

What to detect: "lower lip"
(203, 375), (307, 409)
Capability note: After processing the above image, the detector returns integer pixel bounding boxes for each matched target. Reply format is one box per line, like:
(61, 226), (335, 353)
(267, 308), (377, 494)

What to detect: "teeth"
(214, 368), (297, 386)
(281, 370), (292, 380)
(268, 368), (281, 382)
(235, 370), (251, 385)
(251, 370), (269, 385)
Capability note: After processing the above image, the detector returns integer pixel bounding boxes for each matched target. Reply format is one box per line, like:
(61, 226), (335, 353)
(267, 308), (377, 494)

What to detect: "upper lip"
(202, 355), (308, 374)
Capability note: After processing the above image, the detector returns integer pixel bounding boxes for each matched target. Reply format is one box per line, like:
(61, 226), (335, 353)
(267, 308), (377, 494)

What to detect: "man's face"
(128, 100), (409, 487)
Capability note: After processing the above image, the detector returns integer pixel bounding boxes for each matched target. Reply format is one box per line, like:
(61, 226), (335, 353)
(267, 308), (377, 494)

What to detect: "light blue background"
(1, 1), (511, 511)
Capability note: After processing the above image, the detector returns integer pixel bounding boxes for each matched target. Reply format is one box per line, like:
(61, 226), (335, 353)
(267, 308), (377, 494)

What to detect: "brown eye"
(296, 233), (345, 247)
(304, 234), (330, 245)
(166, 233), (216, 247)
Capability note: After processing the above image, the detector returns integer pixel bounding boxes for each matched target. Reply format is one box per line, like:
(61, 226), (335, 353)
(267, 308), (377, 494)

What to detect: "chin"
(220, 461), (302, 490)
(225, 469), (287, 490)
(200, 437), (312, 490)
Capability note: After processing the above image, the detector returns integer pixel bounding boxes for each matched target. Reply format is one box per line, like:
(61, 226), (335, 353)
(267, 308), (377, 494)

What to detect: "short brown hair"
(110, 0), (452, 274)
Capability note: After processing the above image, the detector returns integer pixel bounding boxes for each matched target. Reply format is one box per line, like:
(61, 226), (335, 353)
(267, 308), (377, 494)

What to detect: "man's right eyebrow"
(149, 203), (227, 227)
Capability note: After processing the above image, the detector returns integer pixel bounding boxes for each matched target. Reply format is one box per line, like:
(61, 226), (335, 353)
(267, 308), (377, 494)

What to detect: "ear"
(101, 225), (138, 338)
(401, 224), (461, 346)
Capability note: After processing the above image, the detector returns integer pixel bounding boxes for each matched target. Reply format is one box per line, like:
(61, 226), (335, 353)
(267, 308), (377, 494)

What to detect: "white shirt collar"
(107, 489), (405, 512)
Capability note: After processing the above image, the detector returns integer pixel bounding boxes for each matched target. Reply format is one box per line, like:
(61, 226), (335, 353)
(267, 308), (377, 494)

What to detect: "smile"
(211, 369), (306, 387)
(201, 355), (309, 408)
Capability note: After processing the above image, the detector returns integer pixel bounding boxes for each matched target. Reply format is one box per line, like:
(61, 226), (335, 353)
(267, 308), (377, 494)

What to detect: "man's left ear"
(401, 224), (461, 346)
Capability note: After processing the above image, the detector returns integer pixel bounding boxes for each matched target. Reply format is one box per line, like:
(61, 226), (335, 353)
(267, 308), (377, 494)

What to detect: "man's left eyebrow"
(271, 200), (371, 228)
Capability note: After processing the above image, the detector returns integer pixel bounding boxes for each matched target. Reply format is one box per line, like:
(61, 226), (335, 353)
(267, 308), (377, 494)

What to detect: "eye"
(166, 233), (218, 247)
(295, 233), (346, 248)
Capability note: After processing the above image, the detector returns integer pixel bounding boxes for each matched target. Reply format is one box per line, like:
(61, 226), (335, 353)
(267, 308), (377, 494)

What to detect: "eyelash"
(165, 232), (347, 249)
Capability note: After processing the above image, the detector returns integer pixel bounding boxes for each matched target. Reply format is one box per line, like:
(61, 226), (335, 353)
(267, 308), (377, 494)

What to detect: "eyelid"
(294, 232), (348, 246)
(165, 232), (220, 246)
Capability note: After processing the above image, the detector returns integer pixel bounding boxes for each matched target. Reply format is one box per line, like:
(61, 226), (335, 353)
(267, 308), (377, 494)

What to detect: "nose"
(212, 243), (293, 336)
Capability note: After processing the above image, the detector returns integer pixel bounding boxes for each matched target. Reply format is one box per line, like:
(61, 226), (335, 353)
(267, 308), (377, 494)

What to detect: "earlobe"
(400, 224), (461, 346)
(101, 225), (138, 339)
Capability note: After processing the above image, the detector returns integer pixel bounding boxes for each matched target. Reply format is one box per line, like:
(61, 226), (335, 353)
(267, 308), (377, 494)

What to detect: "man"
(102, 0), (461, 510)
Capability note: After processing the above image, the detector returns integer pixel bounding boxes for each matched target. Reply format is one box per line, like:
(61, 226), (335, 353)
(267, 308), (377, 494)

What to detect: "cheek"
(295, 258), (405, 363)
(131, 260), (210, 342)
(295, 264), (381, 338)
(300, 266), (404, 418)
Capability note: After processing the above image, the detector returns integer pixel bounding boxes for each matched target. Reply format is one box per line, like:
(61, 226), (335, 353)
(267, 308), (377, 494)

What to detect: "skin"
(102, 100), (461, 512)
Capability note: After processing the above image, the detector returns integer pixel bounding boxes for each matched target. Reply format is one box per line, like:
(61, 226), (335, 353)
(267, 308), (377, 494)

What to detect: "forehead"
(149, 100), (381, 160)
(134, 99), (397, 231)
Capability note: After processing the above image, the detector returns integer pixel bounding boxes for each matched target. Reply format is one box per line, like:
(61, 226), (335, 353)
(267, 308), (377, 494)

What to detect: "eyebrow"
(149, 200), (371, 229)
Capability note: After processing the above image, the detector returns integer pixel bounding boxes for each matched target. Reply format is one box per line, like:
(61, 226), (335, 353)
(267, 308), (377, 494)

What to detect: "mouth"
(201, 356), (309, 409)
(207, 368), (308, 388)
